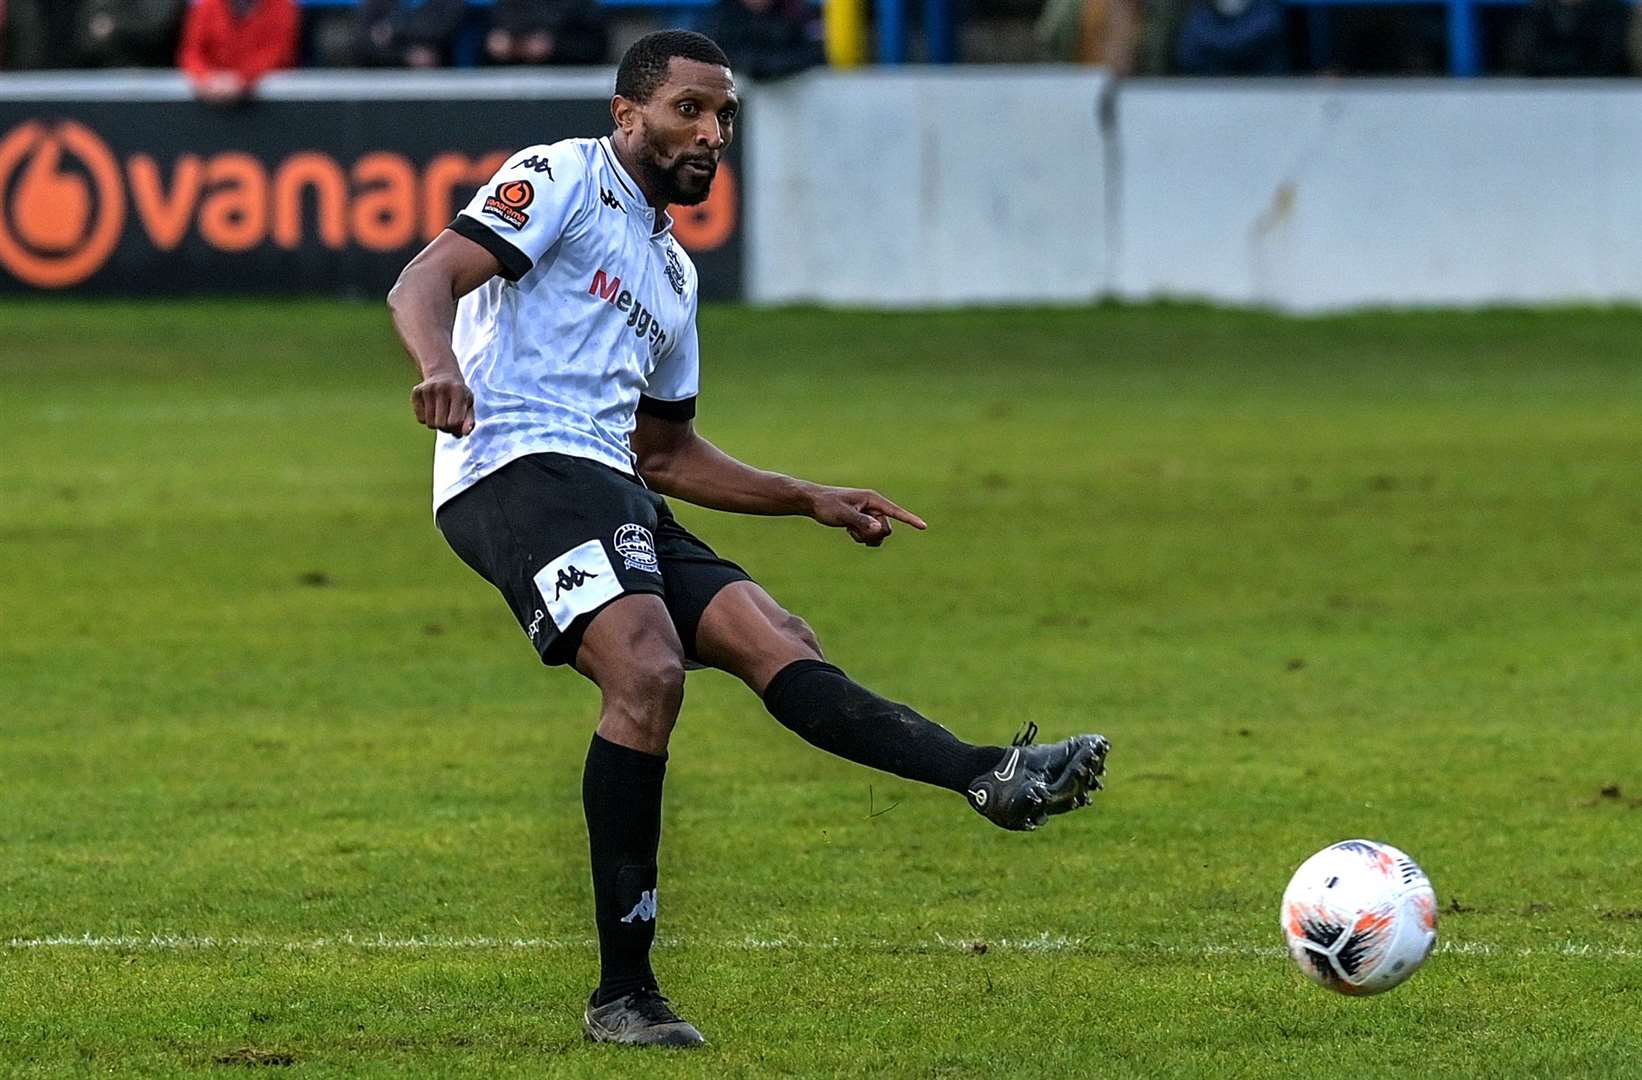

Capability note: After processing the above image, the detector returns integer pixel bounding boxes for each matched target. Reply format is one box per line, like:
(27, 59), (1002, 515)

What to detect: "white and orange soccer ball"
(1280, 839), (1438, 995)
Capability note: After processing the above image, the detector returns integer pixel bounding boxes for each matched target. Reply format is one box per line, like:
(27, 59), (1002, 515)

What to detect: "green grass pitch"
(2, 300), (1639, 1077)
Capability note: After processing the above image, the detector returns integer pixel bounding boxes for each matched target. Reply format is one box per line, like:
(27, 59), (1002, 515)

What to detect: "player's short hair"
(615, 30), (730, 104)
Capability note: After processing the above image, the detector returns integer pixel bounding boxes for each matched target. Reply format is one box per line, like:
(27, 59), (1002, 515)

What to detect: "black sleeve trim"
(637, 394), (697, 421)
(449, 215), (532, 282)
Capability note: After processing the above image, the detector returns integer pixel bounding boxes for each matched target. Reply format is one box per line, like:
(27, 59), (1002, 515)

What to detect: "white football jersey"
(432, 136), (700, 511)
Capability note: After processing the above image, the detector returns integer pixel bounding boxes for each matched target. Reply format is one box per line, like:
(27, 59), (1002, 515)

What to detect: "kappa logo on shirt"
(600, 187), (625, 213)
(588, 269), (672, 351)
(515, 154), (555, 178)
(482, 179), (534, 229)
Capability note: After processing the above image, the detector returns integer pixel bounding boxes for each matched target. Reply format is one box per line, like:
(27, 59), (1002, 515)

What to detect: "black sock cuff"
(762, 658), (846, 712)
(588, 733), (668, 777)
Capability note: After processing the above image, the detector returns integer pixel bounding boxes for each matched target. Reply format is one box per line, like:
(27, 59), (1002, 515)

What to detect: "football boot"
(583, 989), (706, 1048)
(965, 722), (1109, 831)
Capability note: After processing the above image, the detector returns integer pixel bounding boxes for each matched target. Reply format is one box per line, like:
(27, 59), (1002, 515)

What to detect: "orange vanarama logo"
(481, 178), (534, 228)
(0, 118), (740, 290)
(496, 180), (532, 209)
(0, 120), (125, 288)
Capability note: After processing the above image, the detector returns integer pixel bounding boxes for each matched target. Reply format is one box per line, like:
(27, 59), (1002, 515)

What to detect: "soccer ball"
(1280, 839), (1438, 996)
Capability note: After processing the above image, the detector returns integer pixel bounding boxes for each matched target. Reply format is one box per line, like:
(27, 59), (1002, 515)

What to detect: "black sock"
(762, 659), (1004, 793)
(583, 733), (666, 1005)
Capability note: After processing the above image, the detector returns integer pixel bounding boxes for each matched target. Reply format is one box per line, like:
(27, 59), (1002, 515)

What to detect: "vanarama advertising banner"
(0, 74), (743, 300)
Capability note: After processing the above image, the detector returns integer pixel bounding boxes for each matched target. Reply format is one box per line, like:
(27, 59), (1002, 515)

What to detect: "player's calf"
(759, 660), (1112, 829)
(761, 659), (1006, 791)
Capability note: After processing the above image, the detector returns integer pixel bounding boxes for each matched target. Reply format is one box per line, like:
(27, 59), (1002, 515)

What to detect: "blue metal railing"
(1266, 0), (1634, 78)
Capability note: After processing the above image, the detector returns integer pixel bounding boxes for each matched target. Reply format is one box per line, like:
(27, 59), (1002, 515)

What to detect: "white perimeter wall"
(746, 73), (1642, 311)
(746, 70), (1113, 306)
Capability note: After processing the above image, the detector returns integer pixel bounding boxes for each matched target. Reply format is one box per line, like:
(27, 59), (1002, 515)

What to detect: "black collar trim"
(598, 137), (639, 200)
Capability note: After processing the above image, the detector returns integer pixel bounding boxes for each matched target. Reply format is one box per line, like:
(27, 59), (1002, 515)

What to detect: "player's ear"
(611, 94), (637, 134)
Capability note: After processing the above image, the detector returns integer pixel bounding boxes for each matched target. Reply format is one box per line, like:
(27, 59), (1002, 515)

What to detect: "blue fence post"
(878, 0), (907, 63)
(1447, 0), (1481, 76)
(924, 0), (955, 62)
(1305, 8), (1331, 71)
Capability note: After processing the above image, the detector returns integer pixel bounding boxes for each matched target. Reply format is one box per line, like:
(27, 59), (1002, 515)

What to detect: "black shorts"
(436, 452), (752, 666)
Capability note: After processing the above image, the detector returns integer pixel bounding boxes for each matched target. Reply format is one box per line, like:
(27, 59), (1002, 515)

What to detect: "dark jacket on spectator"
(178, 0), (298, 86)
(1519, 0), (1631, 76)
(1174, 0), (1288, 75)
(3, 0), (82, 69)
(702, 0), (824, 81)
(77, 0), (186, 68)
(489, 0), (609, 65)
(355, 0), (467, 65)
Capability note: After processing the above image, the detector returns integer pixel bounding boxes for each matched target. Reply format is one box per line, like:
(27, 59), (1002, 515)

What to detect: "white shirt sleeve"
(451, 143), (591, 281)
(640, 292), (700, 418)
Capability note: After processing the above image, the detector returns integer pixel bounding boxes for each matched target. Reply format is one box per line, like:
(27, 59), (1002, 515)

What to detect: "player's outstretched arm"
(387, 230), (503, 438)
(631, 413), (926, 547)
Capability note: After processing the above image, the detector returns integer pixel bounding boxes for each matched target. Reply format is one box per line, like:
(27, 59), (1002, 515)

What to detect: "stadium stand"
(0, 0), (1637, 72)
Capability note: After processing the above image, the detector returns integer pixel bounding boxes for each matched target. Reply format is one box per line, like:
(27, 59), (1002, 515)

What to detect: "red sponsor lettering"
(589, 268), (621, 301)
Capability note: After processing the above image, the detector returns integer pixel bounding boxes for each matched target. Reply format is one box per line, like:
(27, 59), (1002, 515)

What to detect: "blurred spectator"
(178, 0), (298, 104)
(1329, 10), (1444, 74)
(1517, 0), (1631, 75)
(702, 0), (824, 80)
(77, 0), (186, 68)
(1174, 0), (1287, 74)
(0, 0), (17, 69)
(1137, 0), (1193, 73)
(354, 0), (465, 67)
(3, 0), (82, 68)
(485, 0), (608, 65)
(1037, 0), (1140, 71)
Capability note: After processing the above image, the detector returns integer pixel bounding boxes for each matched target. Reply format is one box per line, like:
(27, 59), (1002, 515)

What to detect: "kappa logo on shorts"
(551, 564), (600, 600)
(534, 540), (622, 633)
(614, 523), (660, 573)
(526, 608), (547, 640)
(482, 179), (534, 229)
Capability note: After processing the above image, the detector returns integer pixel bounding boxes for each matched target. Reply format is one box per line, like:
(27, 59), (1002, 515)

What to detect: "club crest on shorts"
(614, 523), (660, 573)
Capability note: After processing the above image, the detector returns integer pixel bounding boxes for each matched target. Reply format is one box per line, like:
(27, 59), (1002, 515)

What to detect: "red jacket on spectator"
(177, 0), (297, 88)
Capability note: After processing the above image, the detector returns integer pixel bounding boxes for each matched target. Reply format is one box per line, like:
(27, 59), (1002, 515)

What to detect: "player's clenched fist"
(412, 371), (475, 437)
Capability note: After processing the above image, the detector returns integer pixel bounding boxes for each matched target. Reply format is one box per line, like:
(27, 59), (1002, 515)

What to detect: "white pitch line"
(3, 933), (1637, 959)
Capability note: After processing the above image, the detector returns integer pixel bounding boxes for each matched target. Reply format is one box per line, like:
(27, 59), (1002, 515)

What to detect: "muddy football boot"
(965, 722), (1110, 831)
(583, 989), (706, 1048)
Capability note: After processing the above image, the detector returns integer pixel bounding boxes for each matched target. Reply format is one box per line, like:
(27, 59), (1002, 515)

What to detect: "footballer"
(388, 30), (1110, 1047)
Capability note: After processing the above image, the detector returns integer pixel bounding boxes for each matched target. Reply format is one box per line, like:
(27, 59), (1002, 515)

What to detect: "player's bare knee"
(632, 650), (686, 715)
(603, 644), (685, 735)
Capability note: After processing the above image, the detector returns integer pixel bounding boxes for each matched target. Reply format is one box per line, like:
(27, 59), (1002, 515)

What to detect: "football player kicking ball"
(388, 29), (1111, 1048)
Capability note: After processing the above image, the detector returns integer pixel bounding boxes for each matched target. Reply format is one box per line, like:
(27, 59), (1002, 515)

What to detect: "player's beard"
(639, 130), (717, 207)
